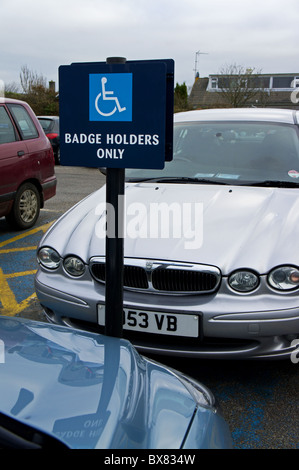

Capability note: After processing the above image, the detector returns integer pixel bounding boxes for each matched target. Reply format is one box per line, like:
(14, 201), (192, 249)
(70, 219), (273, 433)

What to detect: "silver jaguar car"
(35, 108), (299, 360)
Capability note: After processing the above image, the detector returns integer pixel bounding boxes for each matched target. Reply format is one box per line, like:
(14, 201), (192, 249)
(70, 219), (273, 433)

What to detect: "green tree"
(174, 82), (188, 112)
(24, 83), (59, 115)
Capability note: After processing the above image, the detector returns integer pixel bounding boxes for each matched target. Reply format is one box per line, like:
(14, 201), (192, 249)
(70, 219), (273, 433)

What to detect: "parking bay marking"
(0, 222), (54, 316)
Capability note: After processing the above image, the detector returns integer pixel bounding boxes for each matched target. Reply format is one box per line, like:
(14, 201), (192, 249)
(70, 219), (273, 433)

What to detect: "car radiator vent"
(91, 263), (148, 289)
(89, 258), (221, 295)
(152, 268), (217, 292)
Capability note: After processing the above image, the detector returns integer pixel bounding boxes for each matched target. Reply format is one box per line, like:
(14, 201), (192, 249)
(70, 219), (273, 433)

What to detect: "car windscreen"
(125, 121), (299, 186)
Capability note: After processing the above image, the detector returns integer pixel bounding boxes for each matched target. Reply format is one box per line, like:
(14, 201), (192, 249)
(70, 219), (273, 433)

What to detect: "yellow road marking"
(0, 221), (55, 316)
(5, 270), (37, 279)
(0, 246), (37, 254)
(0, 221), (53, 248)
(0, 268), (37, 316)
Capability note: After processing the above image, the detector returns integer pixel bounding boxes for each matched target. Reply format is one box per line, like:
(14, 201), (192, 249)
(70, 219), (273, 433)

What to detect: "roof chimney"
(49, 80), (55, 92)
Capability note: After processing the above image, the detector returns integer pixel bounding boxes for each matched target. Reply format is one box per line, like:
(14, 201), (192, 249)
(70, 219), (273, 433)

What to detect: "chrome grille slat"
(90, 257), (221, 295)
(124, 265), (148, 289)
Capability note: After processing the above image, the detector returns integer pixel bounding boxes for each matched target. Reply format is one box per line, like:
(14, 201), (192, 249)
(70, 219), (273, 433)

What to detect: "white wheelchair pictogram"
(95, 77), (126, 117)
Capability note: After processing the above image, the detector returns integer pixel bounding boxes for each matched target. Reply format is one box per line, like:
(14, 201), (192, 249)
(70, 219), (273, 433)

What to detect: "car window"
(7, 104), (39, 140)
(38, 119), (53, 132)
(126, 122), (299, 185)
(0, 106), (17, 144)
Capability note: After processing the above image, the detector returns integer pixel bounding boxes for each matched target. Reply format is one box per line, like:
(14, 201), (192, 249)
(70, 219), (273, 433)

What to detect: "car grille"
(89, 257), (221, 294)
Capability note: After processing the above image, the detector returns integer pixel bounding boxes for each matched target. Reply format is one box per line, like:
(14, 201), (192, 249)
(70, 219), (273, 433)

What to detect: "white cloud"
(0, 0), (298, 89)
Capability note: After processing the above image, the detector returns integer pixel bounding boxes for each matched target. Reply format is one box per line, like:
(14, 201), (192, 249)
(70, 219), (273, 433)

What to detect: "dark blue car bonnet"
(0, 316), (202, 449)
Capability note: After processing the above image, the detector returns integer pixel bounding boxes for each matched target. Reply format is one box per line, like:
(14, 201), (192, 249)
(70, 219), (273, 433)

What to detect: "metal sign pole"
(104, 57), (126, 338)
(59, 57), (173, 336)
(105, 167), (124, 337)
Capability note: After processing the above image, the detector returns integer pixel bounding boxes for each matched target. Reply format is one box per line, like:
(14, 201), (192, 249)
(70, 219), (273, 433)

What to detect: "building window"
(272, 76), (294, 89)
(208, 74), (299, 92)
(211, 77), (218, 89)
(252, 77), (270, 89)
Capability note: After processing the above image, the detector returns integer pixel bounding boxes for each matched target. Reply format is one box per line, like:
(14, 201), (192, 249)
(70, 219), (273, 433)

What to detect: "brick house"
(188, 73), (299, 109)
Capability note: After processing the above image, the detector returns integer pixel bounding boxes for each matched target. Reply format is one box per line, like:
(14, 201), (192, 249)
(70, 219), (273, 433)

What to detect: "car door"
(0, 105), (29, 216)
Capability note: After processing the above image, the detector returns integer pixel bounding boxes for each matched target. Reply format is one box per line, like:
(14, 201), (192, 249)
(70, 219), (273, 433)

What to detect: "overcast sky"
(1, 0), (298, 92)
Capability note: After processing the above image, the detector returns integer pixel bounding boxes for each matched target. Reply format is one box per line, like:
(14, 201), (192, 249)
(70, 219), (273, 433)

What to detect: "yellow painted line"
(5, 270), (37, 279)
(0, 221), (54, 248)
(0, 221), (54, 316)
(0, 268), (36, 316)
(0, 246), (37, 254)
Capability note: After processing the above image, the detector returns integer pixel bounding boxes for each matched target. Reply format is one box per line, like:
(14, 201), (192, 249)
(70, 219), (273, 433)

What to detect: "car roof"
(175, 108), (299, 125)
(37, 116), (59, 119)
(1, 97), (29, 106)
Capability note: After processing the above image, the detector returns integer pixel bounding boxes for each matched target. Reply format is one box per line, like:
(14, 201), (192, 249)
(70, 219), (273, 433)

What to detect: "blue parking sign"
(89, 73), (133, 122)
(59, 59), (174, 169)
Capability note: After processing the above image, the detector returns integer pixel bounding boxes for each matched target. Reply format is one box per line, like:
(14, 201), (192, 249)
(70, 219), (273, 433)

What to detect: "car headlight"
(63, 256), (85, 277)
(268, 266), (299, 291)
(37, 247), (60, 269)
(228, 270), (259, 292)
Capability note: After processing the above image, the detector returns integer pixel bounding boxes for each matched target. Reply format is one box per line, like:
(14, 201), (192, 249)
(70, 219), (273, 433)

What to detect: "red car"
(0, 98), (56, 229)
(38, 116), (60, 164)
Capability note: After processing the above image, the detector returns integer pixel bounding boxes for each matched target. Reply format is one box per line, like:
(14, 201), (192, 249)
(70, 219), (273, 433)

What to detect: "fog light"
(64, 256), (85, 277)
(229, 270), (259, 292)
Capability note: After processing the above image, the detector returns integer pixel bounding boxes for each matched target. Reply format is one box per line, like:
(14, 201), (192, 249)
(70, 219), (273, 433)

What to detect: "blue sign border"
(59, 59), (174, 169)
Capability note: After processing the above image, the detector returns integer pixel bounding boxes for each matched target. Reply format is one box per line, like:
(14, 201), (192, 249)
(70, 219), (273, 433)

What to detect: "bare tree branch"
(217, 64), (269, 107)
(4, 81), (20, 93)
(20, 65), (47, 94)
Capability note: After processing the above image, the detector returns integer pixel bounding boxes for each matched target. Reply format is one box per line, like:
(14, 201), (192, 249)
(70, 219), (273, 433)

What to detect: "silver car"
(36, 108), (299, 360)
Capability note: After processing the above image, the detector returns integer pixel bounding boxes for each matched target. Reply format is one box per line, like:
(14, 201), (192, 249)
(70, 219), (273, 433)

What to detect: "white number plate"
(97, 304), (199, 337)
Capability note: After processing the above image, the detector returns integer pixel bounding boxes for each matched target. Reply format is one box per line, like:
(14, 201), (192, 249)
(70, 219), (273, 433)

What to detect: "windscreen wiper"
(243, 180), (299, 188)
(126, 176), (228, 184)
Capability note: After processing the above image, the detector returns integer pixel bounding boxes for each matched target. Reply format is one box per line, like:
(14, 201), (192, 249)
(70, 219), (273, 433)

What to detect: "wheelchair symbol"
(95, 77), (126, 117)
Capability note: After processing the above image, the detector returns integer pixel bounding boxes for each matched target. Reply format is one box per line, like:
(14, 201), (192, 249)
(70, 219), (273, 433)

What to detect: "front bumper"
(35, 269), (299, 360)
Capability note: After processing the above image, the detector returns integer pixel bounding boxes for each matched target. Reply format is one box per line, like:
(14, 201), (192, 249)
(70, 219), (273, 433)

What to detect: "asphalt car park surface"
(0, 166), (298, 449)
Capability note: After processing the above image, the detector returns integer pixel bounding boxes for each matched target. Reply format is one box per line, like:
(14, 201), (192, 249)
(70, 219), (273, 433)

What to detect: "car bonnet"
(39, 182), (299, 275)
(0, 316), (196, 449)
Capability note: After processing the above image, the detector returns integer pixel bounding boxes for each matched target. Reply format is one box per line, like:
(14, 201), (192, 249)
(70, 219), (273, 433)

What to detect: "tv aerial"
(194, 50), (208, 79)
